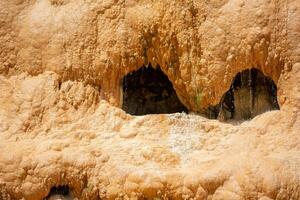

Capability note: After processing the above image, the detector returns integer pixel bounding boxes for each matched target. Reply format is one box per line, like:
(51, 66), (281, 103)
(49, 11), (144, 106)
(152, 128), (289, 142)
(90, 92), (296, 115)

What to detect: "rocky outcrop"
(0, 0), (299, 199)
(1, 0), (299, 110)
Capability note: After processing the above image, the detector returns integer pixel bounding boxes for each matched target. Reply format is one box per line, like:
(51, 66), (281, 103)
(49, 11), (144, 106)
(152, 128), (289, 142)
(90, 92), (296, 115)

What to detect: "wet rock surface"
(217, 68), (279, 121)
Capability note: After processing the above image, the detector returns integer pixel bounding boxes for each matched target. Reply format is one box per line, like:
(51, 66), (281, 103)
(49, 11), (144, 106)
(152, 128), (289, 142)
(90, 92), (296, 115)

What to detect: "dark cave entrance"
(122, 64), (188, 115)
(217, 68), (279, 121)
(44, 185), (71, 200)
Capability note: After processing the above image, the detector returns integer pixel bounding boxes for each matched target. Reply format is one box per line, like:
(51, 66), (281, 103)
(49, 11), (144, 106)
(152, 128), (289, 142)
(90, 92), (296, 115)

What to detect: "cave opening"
(44, 185), (71, 200)
(122, 64), (188, 115)
(217, 68), (279, 121)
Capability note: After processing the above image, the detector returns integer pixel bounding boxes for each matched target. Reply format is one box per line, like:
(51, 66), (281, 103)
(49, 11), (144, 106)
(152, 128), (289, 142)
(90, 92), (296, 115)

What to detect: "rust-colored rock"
(0, 0), (299, 199)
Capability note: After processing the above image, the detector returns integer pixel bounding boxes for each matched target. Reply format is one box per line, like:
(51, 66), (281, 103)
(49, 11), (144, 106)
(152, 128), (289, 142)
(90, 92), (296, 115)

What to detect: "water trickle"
(249, 69), (253, 117)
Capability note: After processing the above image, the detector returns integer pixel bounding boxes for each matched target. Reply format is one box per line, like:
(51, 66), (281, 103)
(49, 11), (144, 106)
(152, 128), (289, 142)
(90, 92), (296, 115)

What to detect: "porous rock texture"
(0, 0), (300, 199)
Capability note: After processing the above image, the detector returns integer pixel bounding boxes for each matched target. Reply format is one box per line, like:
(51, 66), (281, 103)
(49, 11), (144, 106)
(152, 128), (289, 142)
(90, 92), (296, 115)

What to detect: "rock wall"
(1, 0), (299, 110)
(0, 0), (299, 199)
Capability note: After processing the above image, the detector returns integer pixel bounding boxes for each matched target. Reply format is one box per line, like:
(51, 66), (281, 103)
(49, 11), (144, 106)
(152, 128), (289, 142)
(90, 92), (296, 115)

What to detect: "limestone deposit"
(0, 0), (299, 199)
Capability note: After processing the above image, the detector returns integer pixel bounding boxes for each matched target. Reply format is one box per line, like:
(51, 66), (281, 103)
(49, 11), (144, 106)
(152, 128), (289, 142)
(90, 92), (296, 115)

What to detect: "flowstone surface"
(0, 0), (299, 199)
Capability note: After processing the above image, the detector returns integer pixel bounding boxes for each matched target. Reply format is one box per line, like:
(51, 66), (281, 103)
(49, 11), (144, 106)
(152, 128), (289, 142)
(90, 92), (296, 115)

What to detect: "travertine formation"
(0, 0), (299, 199)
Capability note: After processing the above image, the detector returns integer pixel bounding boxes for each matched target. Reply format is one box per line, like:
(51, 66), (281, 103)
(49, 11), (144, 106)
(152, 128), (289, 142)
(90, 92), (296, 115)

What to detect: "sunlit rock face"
(0, 0), (300, 199)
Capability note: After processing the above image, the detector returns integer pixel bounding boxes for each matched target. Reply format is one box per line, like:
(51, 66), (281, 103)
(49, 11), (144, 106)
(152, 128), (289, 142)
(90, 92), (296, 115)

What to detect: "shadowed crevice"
(212, 68), (279, 121)
(44, 185), (72, 200)
(122, 64), (188, 115)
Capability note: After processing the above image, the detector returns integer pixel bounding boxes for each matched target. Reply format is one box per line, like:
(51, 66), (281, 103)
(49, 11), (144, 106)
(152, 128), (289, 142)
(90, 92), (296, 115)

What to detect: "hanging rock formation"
(0, 0), (299, 199)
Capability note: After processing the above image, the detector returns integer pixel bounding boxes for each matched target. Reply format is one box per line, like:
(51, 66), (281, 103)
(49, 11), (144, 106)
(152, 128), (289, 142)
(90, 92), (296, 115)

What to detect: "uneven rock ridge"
(0, 0), (299, 199)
